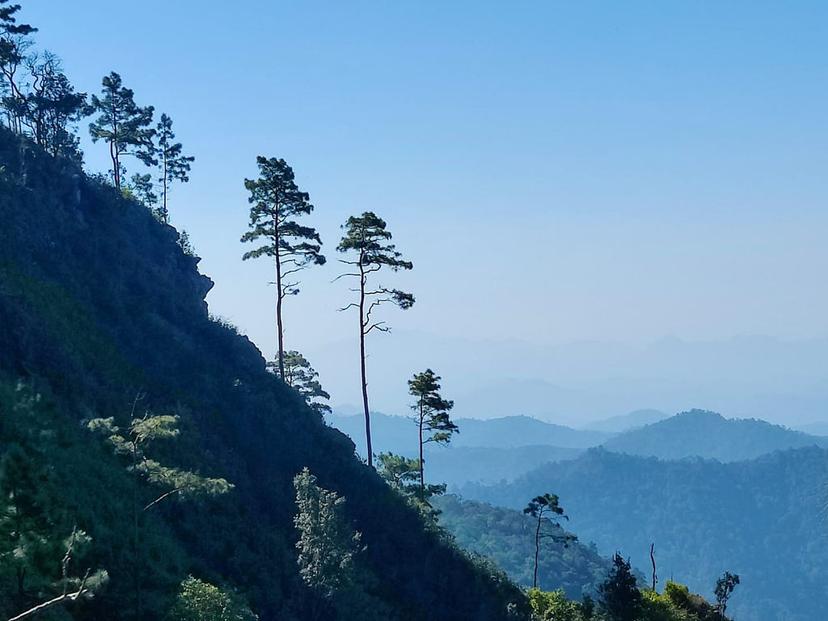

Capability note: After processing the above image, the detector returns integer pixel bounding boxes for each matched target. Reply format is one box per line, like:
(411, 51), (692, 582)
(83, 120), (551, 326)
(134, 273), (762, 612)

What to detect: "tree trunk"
(533, 515), (541, 589)
(358, 258), (373, 467)
(273, 215), (285, 380)
(162, 155), (168, 223)
(418, 402), (425, 493)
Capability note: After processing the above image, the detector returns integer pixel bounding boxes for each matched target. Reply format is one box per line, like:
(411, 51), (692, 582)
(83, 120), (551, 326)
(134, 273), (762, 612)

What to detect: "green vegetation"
(461, 447), (826, 620)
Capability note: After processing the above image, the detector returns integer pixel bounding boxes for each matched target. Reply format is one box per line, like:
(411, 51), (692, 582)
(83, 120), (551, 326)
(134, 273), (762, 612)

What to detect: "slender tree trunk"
(650, 543), (657, 591)
(533, 514), (541, 589)
(131, 445), (142, 619)
(162, 155), (168, 223)
(358, 258), (373, 467)
(273, 215), (285, 380)
(418, 402), (425, 493)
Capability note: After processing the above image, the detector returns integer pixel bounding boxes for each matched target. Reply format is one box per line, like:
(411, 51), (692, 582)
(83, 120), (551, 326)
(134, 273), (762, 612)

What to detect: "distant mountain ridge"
(326, 411), (612, 456)
(602, 409), (828, 461)
(583, 408), (669, 433)
(459, 446), (828, 621)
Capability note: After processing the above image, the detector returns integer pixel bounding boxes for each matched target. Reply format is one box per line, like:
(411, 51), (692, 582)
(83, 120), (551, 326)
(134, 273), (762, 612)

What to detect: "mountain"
(602, 409), (827, 461)
(583, 408), (669, 433)
(460, 446), (828, 621)
(0, 128), (526, 620)
(427, 445), (583, 488)
(327, 411), (611, 456)
(794, 421), (828, 436)
(434, 495), (612, 598)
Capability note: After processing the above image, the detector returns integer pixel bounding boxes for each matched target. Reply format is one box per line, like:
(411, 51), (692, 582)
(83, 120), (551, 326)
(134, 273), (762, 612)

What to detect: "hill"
(0, 128), (526, 620)
(460, 446), (828, 621)
(602, 409), (827, 461)
(583, 408), (669, 433)
(434, 495), (612, 598)
(427, 445), (583, 488)
(328, 411), (610, 455)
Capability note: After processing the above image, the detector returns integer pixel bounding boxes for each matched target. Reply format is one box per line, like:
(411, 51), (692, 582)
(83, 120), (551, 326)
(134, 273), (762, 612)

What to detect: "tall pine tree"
(241, 156), (325, 380)
(336, 212), (414, 467)
(154, 113), (193, 223)
(408, 369), (457, 495)
(523, 493), (575, 590)
(88, 72), (155, 190)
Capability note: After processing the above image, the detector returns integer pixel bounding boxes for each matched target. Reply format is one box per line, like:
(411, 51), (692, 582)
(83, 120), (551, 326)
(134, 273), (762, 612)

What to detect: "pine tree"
(293, 468), (361, 618)
(523, 493), (575, 590)
(714, 571), (740, 620)
(129, 173), (158, 209)
(87, 397), (232, 617)
(241, 156), (325, 380)
(20, 52), (86, 157)
(88, 72), (155, 190)
(267, 350), (331, 415)
(154, 113), (193, 224)
(0, 0), (36, 133)
(408, 369), (457, 495)
(336, 212), (414, 467)
(598, 553), (643, 621)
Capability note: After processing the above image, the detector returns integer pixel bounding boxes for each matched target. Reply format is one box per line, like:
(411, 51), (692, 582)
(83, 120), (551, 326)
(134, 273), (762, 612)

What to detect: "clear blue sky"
(21, 2), (828, 417)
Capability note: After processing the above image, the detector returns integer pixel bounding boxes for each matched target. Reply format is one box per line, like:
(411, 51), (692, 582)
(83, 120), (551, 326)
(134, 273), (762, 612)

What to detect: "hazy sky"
(22, 2), (828, 419)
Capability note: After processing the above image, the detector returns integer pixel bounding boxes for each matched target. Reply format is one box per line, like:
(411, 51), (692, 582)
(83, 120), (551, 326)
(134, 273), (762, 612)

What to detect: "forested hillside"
(602, 409), (827, 461)
(0, 126), (526, 620)
(461, 446), (828, 621)
(435, 495), (612, 597)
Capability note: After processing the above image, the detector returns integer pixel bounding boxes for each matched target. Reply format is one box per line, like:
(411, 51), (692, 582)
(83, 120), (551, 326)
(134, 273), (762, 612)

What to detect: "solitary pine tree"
(336, 212), (414, 467)
(267, 350), (331, 414)
(154, 113), (193, 223)
(598, 553), (642, 621)
(408, 369), (457, 495)
(88, 72), (155, 190)
(523, 493), (575, 590)
(241, 156), (325, 380)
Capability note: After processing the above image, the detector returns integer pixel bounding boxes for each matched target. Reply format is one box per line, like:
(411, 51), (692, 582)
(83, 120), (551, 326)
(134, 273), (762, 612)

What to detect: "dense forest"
(0, 2), (753, 620)
(461, 447), (828, 620)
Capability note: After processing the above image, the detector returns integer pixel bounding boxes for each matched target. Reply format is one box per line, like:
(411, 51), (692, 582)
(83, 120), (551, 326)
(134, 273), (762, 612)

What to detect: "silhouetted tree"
(714, 571), (740, 620)
(18, 52), (86, 157)
(523, 493), (574, 589)
(408, 369), (457, 494)
(336, 212), (414, 467)
(241, 156), (325, 379)
(598, 553), (642, 621)
(129, 172), (157, 209)
(0, 0), (36, 132)
(267, 350), (331, 414)
(154, 113), (193, 223)
(88, 72), (155, 190)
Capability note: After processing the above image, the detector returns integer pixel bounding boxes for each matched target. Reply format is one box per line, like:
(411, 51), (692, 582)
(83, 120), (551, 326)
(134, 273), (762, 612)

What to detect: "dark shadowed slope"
(0, 129), (526, 621)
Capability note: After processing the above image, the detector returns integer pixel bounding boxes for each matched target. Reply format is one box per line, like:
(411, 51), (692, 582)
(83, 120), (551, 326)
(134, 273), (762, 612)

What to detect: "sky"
(20, 2), (828, 422)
